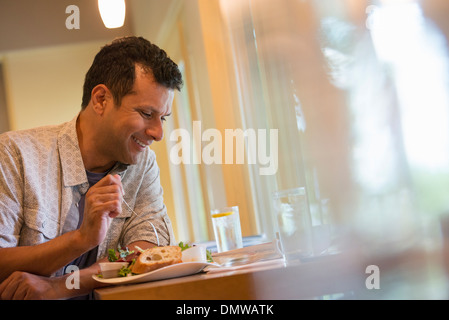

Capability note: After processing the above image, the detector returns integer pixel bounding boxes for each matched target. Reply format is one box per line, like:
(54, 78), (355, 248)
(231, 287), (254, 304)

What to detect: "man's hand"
(0, 271), (62, 300)
(78, 174), (124, 249)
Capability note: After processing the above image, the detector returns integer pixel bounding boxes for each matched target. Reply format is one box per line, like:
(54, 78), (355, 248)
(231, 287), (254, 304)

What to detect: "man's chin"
(123, 152), (142, 165)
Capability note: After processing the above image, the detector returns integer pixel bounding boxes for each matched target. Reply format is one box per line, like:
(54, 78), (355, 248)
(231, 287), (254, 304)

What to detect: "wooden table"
(94, 243), (369, 300)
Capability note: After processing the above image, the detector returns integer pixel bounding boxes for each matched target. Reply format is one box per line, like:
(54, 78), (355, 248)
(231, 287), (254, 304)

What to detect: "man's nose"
(145, 120), (164, 142)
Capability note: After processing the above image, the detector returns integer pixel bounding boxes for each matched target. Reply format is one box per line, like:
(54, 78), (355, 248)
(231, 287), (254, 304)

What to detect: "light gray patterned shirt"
(0, 114), (176, 276)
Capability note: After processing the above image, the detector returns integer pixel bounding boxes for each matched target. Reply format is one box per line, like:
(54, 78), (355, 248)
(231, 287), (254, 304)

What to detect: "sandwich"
(131, 245), (182, 274)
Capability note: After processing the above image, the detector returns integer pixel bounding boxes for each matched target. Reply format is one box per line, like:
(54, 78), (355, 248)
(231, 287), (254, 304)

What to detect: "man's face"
(101, 67), (174, 165)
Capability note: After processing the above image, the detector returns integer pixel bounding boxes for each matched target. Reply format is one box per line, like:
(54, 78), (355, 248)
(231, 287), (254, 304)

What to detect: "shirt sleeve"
(0, 136), (24, 248)
(120, 150), (176, 248)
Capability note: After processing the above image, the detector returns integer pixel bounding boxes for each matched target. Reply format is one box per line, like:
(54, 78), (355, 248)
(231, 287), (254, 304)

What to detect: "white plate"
(92, 262), (219, 285)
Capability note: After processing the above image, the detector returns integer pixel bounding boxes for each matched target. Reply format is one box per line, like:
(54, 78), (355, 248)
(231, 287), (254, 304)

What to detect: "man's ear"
(91, 84), (111, 115)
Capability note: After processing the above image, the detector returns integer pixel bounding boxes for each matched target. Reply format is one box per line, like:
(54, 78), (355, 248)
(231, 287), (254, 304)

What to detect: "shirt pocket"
(20, 208), (59, 245)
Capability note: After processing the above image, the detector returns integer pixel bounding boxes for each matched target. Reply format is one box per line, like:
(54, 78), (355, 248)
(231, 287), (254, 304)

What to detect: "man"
(0, 36), (183, 299)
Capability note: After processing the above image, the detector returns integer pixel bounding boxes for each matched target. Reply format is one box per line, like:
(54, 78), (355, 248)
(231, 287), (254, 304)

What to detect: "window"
(155, 0), (449, 259)
(158, 1), (260, 244)
(217, 0), (449, 254)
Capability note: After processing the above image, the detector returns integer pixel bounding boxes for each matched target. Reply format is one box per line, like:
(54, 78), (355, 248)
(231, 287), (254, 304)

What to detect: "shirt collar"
(58, 114), (87, 188)
(57, 113), (130, 189)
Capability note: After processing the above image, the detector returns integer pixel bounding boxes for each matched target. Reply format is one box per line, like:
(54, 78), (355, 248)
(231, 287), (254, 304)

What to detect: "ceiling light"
(98, 0), (126, 29)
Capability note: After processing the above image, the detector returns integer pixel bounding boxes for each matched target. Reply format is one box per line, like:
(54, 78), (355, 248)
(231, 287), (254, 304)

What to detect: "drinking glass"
(272, 187), (313, 265)
(211, 206), (243, 253)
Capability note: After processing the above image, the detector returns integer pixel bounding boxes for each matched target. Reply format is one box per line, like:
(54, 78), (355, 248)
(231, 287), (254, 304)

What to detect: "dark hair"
(81, 36), (183, 109)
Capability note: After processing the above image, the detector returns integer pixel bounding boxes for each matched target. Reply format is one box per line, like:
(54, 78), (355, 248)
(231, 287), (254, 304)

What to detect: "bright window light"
(98, 0), (126, 29)
(368, 2), (449, 171)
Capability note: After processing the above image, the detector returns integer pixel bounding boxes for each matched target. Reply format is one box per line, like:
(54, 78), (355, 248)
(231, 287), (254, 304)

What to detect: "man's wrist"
(51, 267), (99, 300)
(71, 229), (95, 256)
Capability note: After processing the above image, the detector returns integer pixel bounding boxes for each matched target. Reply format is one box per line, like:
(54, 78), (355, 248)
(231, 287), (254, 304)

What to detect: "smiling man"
(0, 36), (182, 299)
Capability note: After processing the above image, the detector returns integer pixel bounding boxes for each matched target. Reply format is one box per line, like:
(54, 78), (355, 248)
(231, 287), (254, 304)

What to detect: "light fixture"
(98, 0), (126, 29)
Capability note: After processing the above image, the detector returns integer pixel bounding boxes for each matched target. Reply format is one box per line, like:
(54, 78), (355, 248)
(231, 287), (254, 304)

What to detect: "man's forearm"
(0, 261), (108, 300)
(54, 260), (109, 299)
(0, 229), (90, 282)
